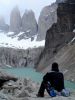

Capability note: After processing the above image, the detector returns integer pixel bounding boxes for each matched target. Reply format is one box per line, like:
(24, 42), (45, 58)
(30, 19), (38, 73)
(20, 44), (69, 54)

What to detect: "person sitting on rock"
(37, 62), (65, 97)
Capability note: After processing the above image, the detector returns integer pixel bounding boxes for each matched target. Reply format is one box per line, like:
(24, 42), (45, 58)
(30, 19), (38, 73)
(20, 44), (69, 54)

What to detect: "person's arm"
(62, 73), (65, 89)
(43, 73), (49, 82)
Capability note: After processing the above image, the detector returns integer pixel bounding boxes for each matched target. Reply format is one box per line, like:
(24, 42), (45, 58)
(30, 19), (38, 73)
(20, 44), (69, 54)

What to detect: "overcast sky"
(0, 0), (56, 24)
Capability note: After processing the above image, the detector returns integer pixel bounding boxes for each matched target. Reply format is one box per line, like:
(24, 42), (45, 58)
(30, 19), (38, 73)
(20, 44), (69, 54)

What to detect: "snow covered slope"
(0, 32), (45, 49)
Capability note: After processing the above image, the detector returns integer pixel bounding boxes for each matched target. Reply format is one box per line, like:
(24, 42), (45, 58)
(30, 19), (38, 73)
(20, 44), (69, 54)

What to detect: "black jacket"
(43, 71), (65, 92)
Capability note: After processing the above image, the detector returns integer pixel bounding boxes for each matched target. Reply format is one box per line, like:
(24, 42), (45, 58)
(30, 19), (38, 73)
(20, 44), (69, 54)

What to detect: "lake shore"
(0, 67), (75, 100)
(0, 77), (75, 100)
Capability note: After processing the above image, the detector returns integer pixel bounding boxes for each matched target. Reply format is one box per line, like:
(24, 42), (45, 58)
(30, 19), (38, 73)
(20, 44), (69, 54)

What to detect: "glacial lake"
(1, 67), (75, 91)
(1, 67), (43, 83)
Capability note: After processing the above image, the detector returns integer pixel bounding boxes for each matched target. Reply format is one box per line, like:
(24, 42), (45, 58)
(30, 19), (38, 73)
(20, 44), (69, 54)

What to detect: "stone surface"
(36, 0), (75, 78)
(9, 6), (21, 33)
(0, 71), (17, 88)
(56, 0), (75, 3)
(56, 0), (67, 3)
(0, 77), (75, 100)
(37, 3), (57, 40)
(22, 10), (38, 37)
(0, 47), (43, 68)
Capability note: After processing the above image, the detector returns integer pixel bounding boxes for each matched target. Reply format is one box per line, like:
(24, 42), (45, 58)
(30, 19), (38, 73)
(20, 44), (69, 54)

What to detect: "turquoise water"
(1, 68), (43, 83)
(65, 81), (75, 91)
(1, 67), (75, 91)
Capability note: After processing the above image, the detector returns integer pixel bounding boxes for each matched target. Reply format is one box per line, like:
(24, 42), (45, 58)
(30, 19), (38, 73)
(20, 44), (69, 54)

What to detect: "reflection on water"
(1, 67), (75, 91)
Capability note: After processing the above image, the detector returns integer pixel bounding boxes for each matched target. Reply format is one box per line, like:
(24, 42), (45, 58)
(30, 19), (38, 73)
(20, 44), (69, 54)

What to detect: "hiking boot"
(36, 93), (44, 97)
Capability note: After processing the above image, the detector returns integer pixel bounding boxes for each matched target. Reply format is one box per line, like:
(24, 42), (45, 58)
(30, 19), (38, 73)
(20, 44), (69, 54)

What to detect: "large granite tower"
(10, 7), (21, 33)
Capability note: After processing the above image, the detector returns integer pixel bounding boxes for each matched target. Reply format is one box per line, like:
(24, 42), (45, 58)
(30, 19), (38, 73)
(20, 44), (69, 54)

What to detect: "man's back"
(37, 62), (65, 97)
(43, 72), (64, 92)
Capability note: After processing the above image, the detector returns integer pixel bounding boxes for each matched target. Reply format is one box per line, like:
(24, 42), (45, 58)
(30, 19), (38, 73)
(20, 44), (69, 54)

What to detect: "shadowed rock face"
(56, 0), (75, 3)
(45, 1), (75, 50)
(66, 0), (75, 3)
(56, 0), (67, 3)
(36, 0), (75, 72)
(0, 47), (43, 68)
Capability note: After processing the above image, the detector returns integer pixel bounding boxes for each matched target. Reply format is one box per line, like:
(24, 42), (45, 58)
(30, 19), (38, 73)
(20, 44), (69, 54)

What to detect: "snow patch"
(6, 65), (12, 68)
(17, 32), (25, 36)
(26, 30), (31, 33)
(69, 37), (75, 44)
(0, 32), (45, 50)
(7, 32), (14, 35)
(73, 29), (75, 33)
(63, 69), (68, 74)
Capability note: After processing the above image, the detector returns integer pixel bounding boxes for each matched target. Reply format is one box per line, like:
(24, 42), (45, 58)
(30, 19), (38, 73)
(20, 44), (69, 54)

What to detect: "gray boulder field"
(0, 77), (75, 100)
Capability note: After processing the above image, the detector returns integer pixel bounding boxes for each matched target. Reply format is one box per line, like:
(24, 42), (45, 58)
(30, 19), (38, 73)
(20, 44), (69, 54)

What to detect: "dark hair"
(51, 62), (59, 72)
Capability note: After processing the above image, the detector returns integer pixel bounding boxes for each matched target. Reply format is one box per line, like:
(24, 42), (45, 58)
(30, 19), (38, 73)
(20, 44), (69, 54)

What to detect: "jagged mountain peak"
(24, 9), (35, 15)
(9, 6), (21, 33)
(22, 10), (38, 37)
(11, 6), (20, 13)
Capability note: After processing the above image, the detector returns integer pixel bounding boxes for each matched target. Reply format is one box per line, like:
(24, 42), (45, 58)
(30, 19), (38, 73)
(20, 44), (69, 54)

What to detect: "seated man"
(37, 62), (65, 97)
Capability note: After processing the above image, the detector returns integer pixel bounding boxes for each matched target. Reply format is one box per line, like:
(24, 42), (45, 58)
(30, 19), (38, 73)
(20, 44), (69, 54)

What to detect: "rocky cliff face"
(45, 2), (75, 51)
(56, 0), (75, 3)
(0, 47), (43, 68)
(56, 0), (67, 3)
(9, 7), (21, 33)
(22, 10), (38, 37)
(40, 43), (75, 82)
(37, 3), (57, 40)
(36, 0), (75, 72)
